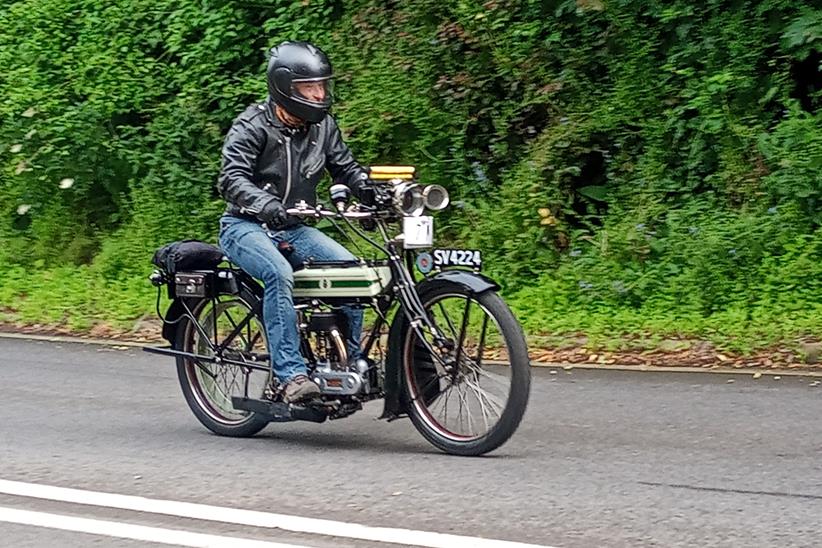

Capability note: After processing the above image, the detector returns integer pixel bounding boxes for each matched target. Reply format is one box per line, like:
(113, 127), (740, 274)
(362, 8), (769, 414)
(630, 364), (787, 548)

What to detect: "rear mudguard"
(160, 298), (188, 344)
(159, 270), (263, 344)
(380, 270), (500, 419)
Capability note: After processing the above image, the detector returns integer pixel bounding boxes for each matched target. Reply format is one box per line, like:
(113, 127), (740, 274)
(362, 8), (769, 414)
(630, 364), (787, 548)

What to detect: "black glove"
(259, 199), (289, 228)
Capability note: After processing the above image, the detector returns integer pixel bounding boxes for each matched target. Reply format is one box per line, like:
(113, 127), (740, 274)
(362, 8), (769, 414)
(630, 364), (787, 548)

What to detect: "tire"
(400, 280), (531, 456)
(175, 288), (271, 437)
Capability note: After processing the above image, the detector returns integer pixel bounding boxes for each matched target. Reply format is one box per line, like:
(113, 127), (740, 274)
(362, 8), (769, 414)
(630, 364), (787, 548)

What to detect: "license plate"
(432, 248), (482, 269)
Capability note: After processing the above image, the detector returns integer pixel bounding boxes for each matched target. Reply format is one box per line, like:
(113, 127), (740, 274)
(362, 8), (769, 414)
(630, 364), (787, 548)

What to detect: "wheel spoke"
(223, 308), (251, 350)
(476, 314), (489, 367)
(248, 330), (263, 351)
(192, 359), (217, 380)
(457, 382), (474, 436)
(412, 371), (448, 402)
(454, 298), (472, 366)
(225, 366), (242, 396)
(441, 381), (456, 427)
(186, 298), (270, 425)
(464, 374), (504, 418)
(466, 374), (491, 431)
(470, 364), (511, 391)
(436, 302), (460, 339)
(455, 382), (465, 434)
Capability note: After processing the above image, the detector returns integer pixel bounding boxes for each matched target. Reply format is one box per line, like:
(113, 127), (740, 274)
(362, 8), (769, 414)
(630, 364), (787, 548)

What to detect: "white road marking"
(0, 479), (556, 548)
(0, 506), (311, 548)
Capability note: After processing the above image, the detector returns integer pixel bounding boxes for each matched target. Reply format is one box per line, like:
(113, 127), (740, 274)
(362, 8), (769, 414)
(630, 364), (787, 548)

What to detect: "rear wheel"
(401, 281), (531, 456)
(175, 289), (271, 437)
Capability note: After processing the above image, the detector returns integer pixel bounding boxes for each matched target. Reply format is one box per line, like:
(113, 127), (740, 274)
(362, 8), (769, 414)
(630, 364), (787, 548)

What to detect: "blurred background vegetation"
(1, 0), (820, 354)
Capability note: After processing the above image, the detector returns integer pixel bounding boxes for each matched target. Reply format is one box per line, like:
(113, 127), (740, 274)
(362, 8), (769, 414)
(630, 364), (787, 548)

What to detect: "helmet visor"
(290, 77), (334, 104)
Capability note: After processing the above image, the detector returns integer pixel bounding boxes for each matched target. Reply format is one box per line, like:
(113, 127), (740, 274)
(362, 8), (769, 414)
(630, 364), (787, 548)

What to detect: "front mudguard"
(380, 270), (500, 419)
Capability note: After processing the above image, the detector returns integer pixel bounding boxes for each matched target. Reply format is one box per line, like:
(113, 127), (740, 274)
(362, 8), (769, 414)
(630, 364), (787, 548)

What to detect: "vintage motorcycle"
(144, 166), (530, 456)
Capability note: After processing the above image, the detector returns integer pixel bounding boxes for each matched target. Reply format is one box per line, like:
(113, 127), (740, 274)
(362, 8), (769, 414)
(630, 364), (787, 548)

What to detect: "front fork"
(384, 239), (453, 366)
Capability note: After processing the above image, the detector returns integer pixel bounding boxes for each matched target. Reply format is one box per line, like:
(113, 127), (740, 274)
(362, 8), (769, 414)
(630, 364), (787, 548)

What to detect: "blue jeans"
(218, 216), (363, 383)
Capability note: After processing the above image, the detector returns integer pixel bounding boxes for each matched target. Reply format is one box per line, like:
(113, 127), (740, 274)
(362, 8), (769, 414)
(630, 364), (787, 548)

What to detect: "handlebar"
(286, 202), (374, 220)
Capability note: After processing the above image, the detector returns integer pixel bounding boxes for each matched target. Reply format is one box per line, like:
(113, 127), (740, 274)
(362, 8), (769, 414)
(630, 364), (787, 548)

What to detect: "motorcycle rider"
(217, 41), (369, 403)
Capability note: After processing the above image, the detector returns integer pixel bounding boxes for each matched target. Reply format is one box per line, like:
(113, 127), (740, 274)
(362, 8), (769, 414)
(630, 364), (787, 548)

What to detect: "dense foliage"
(1, 0), (820, 351)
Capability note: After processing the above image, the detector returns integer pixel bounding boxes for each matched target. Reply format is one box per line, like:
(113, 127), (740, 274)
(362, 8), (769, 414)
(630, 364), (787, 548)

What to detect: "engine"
(300, 310), (372, 396)
(311, 358), (372, 396)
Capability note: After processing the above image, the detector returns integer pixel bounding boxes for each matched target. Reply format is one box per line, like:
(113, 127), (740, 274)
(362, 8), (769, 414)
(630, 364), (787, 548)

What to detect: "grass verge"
(0, 265), (818, 368)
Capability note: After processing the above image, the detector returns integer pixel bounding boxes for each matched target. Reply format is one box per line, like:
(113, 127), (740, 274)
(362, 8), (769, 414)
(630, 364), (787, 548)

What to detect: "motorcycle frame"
(146, 268), (397, 378)
(145, 214), (499, 411)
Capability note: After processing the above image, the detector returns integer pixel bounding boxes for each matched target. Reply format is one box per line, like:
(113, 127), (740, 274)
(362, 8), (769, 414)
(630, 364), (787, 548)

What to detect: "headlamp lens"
(423, 185), (449, 211)
(394, 183), (425, 216)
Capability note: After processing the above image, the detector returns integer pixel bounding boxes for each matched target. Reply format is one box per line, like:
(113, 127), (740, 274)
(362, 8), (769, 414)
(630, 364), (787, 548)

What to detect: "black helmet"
(267, 41), (333, 124)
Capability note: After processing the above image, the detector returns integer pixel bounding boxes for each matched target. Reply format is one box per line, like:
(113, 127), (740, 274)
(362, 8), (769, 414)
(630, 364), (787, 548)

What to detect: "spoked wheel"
(402, 280), (531, 456)
(175, 290), (271, 437)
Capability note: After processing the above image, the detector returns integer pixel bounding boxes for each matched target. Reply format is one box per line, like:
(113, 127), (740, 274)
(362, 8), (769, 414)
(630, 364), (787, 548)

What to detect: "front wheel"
(401, 281), (531, 456)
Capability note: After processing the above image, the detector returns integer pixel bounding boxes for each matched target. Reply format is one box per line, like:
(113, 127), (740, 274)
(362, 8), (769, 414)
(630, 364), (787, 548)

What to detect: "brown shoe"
(283, 374), (320, 403)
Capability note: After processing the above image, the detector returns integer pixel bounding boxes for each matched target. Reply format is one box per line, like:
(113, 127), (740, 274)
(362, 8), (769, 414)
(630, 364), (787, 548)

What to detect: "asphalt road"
(1, 337), (821, 547)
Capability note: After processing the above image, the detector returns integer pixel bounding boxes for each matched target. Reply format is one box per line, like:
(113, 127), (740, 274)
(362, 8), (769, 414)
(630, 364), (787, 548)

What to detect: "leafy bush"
(0, 0), (820, 351)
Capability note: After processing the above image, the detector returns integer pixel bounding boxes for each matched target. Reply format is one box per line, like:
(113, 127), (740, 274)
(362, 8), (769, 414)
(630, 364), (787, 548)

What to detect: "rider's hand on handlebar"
(329, 183), (352, 212)
(259, 199), (289, 228)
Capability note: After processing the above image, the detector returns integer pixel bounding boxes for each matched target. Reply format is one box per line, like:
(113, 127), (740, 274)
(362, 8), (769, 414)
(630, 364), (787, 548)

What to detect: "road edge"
(3, 330), (820, 378)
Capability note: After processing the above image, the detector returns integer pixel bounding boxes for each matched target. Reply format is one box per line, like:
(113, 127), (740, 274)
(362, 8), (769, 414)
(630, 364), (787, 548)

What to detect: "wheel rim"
(184, 297), (271, 425)
(404, 293), (514, 442)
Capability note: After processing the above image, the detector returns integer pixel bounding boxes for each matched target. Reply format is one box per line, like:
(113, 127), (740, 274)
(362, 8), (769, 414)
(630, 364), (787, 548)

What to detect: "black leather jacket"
(217, 100), (368, 224)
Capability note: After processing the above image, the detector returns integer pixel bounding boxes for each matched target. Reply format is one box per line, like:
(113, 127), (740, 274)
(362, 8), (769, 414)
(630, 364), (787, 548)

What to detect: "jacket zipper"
(305, 153), (323, 179)
(283, 135), (292, 204)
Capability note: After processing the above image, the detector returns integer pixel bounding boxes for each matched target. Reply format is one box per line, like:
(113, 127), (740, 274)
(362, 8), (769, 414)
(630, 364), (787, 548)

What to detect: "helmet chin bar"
(276, 95), (330, 125)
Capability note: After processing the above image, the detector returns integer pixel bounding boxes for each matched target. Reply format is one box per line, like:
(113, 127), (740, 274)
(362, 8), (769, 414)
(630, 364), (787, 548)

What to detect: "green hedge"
(1, 0), (820, 351)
